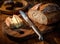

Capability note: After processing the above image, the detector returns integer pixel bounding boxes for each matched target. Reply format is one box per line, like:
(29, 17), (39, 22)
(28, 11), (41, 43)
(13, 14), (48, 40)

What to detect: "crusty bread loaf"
(28, 3), (60, 25)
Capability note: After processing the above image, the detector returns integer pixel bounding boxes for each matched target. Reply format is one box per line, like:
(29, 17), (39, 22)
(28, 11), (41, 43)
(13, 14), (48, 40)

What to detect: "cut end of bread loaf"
(28, 10), (47, 25)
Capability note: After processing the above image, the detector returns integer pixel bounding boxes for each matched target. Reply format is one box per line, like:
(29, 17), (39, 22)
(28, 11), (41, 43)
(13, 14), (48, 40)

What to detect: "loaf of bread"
(28, 3), (60, 25)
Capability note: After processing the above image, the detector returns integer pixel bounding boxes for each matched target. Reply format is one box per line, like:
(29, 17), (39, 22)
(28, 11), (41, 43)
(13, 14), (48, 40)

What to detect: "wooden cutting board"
(2, 15), (58, 41)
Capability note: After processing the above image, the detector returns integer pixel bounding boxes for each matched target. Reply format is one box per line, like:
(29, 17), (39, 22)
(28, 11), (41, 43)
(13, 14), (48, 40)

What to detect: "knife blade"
(19, 10), (43, 40)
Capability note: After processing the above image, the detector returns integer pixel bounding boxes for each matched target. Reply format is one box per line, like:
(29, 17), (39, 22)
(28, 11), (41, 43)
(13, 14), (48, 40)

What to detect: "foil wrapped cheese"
(5, 15), (23, 28)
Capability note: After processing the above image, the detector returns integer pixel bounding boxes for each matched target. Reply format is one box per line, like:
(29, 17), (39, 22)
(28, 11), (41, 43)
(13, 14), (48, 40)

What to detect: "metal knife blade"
(19, 10), (43, 40)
